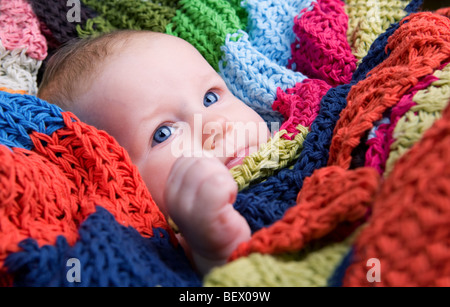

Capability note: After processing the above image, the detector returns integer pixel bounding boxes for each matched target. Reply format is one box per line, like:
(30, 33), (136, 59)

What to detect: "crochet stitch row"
(365, 62), (450, 175)
(231, 124), (309, 191)
(345, 0), (410, 64)
(385, 63), (450, 175)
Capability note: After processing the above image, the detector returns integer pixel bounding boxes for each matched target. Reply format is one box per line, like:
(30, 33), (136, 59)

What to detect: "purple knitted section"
(27, 0), (98, 45)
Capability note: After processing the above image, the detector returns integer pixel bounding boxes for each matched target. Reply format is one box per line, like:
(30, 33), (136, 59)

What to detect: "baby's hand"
(164, 156), (251, 275)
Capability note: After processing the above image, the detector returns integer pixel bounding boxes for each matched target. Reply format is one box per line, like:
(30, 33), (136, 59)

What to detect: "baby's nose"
(201, 115), (233, 152)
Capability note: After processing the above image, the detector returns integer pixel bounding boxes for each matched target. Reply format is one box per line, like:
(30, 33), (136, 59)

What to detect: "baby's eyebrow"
(136, 104), (160, 137)
(199, 70), (222, 87)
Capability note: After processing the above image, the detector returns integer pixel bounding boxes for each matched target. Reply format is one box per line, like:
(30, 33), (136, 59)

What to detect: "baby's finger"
(165, 157), (198, 205)
(196, 171), (238, 214)
(165, 157), (223, 216)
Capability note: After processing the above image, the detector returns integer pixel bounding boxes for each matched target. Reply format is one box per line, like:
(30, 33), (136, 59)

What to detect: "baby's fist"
(164, 156), (250, 274)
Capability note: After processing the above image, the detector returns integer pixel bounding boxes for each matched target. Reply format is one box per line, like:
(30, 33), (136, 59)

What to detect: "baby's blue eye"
(152, 125), (175, 147)
(204, 92), (220, 107)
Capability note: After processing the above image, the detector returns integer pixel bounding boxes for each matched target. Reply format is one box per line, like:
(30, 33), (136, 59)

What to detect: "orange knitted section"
(343, 99), (450, 287)
(229, 166), (380, 260)
(436, 7), (450, 18)
(0, 144), (80, 280)
(0, 111), (173, 276)
(0, 87), (27, 94)
(328, 12), (450, 169)
(30, 112), (171, 239)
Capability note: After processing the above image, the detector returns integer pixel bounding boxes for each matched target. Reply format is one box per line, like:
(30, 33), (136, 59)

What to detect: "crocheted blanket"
(1, 0), (450, 287)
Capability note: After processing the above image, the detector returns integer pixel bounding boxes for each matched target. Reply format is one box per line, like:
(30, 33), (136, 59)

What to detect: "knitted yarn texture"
(1, 0), (450, 287)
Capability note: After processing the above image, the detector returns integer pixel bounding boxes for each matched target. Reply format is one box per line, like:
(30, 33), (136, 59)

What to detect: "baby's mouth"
(225, 146), (257, 169)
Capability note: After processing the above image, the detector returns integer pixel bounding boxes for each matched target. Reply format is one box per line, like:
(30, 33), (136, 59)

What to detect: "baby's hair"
(38, 30), (153, 110)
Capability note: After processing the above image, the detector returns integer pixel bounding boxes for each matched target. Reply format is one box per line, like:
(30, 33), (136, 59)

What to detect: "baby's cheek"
(139, 161), (171, 217)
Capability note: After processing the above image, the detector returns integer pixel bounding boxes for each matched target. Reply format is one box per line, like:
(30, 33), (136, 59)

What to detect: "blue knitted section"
(405, 0), (423, 13)
(0, 92), (65, 150)
(235, 84), (351, 232)
(234, 15), (406, 233)
(245, 0), (315, 67)
(327, 248), (354, 287)
(219, 30), (306, 126)
(5, 207), (201, 287)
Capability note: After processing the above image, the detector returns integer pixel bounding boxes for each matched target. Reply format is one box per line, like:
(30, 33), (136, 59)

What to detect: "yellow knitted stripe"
(345, 0), (409, 65)
(231, 125), (309, 191)
(385, 64), (450, 176)
(204, 232), (356, 287)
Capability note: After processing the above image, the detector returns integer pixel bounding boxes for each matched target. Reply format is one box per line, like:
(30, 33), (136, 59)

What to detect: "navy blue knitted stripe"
(234, 84), (351, 233)
(405, 0), (423, 13)
(5, 206), (201, 287)
(234, 4), (419, 233)
(327, 248), (354, 287)
(0, 92), (66, 150)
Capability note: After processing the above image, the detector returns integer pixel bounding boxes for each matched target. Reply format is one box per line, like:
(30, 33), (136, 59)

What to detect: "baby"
(38, 30), (271, 275)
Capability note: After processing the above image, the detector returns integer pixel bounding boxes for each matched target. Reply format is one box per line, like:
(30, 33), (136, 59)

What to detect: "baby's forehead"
(123, 32), (197, 55)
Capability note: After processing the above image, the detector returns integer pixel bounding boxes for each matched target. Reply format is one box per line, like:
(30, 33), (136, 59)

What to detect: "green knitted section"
(204, 233), (355, 287)
(166, 0), (246, 71)
(76, 16), (117, 39)
(78, 0), (179, 38)
(226, 0), (248, 28)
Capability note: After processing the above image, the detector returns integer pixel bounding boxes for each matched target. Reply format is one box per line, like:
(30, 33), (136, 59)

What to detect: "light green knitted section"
(231, 125), (309, 191)
(76, 16), (116, 39)
(345, 0), (409, 65)
(204, 234), (355, 287)
(166, 0), (247, 71)
(385, 64), (450, 176)
(78, 0), (179, 38)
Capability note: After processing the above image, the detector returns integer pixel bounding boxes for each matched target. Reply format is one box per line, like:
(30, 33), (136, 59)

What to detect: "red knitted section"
(343, 99), (450, 287)
(0, 111), (172, 278)
(272, 79), (331, 139)
(31, 112), (171, 238)
(364, 73), (439, 174)
(289, 0), (357, 86)
(436, 7), (450, 18)
(328, 12), (450, 169)
(229, 166), (380, 260)
(0, 144), (78, 279)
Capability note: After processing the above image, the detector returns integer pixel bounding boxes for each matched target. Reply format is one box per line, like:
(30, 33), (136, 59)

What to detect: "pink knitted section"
(365, 73), (439, 173)
(272, 79), (331, 140)
(289, 0), (357, 87)
(0, 0), (47, 60)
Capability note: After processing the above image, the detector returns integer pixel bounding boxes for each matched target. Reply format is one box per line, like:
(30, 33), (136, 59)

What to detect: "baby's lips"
(225, 156), (245, 169)
(225, 145), (259, 169)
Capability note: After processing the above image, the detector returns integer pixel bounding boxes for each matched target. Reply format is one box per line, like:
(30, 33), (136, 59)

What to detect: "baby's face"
(75, 33), (270, 214)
